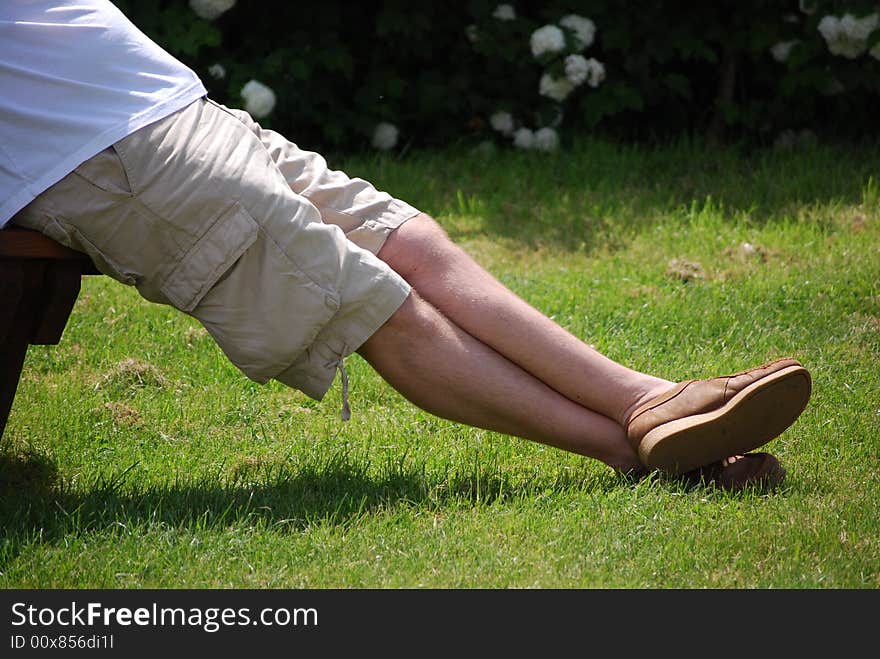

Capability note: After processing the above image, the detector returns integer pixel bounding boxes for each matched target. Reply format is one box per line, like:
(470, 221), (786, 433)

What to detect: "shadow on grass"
(347, 139), (880, 252)
(0, 447), (623, 566)
(0, 448), (61, 499)
(0, 443), (792, 573)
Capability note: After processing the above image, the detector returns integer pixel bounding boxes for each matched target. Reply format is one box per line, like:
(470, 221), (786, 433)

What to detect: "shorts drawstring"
(338, 360), (351, 421)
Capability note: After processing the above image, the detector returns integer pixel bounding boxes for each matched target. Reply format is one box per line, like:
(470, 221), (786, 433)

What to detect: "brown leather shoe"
(625, 358), (811, 474)
(682, 452), (786, 491)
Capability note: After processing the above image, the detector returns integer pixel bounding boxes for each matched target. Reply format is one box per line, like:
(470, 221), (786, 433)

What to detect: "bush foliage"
(113, 0), (880, 152)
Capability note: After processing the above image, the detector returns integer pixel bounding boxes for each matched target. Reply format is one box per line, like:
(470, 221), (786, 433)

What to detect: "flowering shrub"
(371, 122), (399, 151)
(188, 0), (235, 21)
(530, 25), (567, 58)
(466, 0), (880, 146)
(818, 12), (879, 58)
(110, 0), (880, 152)
(240, 79), (276, 118)
(466, 7), (609, 152)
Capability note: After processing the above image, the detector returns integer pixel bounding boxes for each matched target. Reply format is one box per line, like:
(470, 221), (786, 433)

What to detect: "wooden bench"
(0, 227), (100, 440)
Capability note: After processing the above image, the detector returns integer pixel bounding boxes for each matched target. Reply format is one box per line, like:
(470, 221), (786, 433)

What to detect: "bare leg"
(377, 214), (672, 426)
(358, 292), (641, 472)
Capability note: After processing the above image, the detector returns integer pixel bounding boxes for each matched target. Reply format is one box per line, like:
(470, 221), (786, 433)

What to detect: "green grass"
(2, 138), (879, 588)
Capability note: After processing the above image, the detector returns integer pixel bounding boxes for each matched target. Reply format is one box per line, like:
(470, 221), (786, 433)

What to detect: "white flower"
(583, 58), (606, 88)
(561, 56), (604, 91)
(189, 0), (235, 21)
(539, 73), (574, 102)
(564, 54), (589, 86)
(799, 0), (817, 16)
(489, 111), (515, 136)
(817, 15), (840, 41)
(818, 13), (879, 59)
(559, 14), (596, 52)
(770, 40), (798, 63)
(372, 122), (399, 151)
(530, 25), (566, 58)
(533, 127), (559, 152)
(241, 79), (276, 118)
(465, 24), (479, 44)
(207, 63), (226, 79)
(817, 16), (854, 57)
(493, 4), (516, 21)
(841, 12), (878, 41)
(513, 127), (534, 149)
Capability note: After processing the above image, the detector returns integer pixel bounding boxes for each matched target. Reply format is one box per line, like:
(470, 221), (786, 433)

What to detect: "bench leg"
(0, 326), (31, 443)
(0, 260), (83, 442)
(0, 265), (28, 442)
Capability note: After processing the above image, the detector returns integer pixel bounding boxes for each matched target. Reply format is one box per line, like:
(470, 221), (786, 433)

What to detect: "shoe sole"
(638, 365), (811, 474)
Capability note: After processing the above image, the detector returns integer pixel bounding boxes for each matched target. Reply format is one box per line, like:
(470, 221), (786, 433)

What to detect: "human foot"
(681, 452), (786, 491)
(618, 452), (787, 492)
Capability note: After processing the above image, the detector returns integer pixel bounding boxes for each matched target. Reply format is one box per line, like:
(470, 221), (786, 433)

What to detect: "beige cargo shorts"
(12, 97), (419, 401)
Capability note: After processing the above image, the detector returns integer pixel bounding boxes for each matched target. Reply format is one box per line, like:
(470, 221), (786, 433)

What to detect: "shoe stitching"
(626, 380), (692, 428)
(626, 358), (803, 431)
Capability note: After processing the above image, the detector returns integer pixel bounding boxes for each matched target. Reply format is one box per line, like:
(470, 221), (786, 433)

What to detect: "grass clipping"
(95, 357), (168, 396)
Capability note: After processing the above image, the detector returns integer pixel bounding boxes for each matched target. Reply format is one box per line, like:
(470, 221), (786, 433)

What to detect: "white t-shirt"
(0, 0), (207, 226)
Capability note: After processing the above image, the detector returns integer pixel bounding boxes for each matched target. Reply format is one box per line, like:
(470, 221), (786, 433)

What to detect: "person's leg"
(376, 213), (672, 427)
(373, 213), (810, 477)
(198, 104), (808, 480)
(9, 99), (635, 473)
(358, 291), (641, 473)
(218, 101), (667, 426)
(213, 103), (641, 472)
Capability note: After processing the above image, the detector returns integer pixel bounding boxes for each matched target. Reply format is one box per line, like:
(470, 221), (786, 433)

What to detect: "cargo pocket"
(45, 217), (139, 286)
(71, 145), (133, 196)
(160, 202), (259, 313)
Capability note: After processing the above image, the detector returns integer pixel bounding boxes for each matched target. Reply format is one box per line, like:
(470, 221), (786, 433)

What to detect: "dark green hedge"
(113, 0), (880, 152)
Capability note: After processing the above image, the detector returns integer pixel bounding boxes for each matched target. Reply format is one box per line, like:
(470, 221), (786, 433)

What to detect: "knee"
(377, 212), (459, 284)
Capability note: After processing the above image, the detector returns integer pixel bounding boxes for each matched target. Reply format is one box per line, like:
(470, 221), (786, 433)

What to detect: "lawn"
(2, 138), (878, 588)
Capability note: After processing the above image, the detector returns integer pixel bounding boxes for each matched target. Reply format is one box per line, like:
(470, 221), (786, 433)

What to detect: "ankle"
(618, 379), (674, 428)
